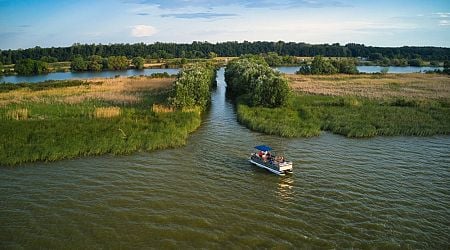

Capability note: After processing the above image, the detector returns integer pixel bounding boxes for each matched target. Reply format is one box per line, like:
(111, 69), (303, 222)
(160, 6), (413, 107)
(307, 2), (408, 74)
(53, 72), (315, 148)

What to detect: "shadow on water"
(0, 68), (449, 248)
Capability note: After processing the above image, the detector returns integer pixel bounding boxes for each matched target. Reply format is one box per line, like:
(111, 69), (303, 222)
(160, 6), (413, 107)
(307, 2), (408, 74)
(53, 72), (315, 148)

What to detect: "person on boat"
(258, 151), (263, 158)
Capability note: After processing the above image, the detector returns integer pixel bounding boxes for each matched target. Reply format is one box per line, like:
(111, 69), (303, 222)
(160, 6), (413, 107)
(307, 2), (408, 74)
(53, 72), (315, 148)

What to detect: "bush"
(225, 57), (290, 107)
(14, 59), (49, 75)
(132, 57), (145, 70)
(169, 63), (217, 110)
(71, 56), (87, 72)
(297, 56), (358, 75)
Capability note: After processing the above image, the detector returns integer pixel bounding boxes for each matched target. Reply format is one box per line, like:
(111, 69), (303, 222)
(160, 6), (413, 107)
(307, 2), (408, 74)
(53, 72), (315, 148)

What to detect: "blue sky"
(0, 0), (449, 49)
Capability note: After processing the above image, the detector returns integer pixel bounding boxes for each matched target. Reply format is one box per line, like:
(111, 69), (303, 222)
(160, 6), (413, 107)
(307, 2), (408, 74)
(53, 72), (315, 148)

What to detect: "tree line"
(1, 41), (449, 64)
(225, 56), (291, 108)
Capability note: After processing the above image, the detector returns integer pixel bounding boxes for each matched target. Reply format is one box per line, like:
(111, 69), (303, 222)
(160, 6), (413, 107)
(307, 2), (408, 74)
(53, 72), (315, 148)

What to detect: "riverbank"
(237, 73), (450, 138)
(0, 76), (202, 165)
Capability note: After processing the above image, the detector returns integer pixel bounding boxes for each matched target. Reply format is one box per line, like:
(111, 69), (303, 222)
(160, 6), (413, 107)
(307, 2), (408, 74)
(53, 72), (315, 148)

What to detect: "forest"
(1, 41), (449, 65)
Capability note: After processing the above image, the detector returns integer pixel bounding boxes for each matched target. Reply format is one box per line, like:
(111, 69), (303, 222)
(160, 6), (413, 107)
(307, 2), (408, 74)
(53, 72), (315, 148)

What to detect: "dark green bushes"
(14, 59), (49, 75)
(225, 58), (290, 107)
(169, 63), (216, 109)
(297, 56), (358, 75)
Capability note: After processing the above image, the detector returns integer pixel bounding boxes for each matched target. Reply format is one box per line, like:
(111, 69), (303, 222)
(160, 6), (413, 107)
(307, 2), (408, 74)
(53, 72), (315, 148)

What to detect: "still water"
(275, 66), (443, 74)
(0, 68), (180, 84)
(1, 68), (449, 248)
(1, 66), (443, 84)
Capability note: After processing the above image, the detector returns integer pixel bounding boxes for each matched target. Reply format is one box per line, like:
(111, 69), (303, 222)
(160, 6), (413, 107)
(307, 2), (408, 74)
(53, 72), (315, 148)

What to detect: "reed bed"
(0, 76), (203, 166)
(94, 107), (121, 118)
(152, 104), (174, 113)
(237, 94), (450, 138)
(6, 108), (29, 120)
(287, 73), (450, 100)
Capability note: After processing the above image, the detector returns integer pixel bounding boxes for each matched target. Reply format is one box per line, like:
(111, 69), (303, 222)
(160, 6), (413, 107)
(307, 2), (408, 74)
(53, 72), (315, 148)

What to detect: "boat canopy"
(254, 145), (272, 151)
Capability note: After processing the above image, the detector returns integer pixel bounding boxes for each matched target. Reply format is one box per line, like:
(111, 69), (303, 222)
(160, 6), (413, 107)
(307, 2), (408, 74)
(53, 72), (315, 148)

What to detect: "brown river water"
(1, 68), (449, 248)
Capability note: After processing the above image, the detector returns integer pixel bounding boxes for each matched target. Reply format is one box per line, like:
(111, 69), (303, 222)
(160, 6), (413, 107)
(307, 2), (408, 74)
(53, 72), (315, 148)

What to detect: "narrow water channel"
(0, 68), (449, 248)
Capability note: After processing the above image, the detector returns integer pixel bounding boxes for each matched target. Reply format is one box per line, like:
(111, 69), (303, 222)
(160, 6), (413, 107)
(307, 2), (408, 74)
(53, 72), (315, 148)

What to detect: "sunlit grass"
(237, 94), (450, 138)
(0, 76), (202, 166)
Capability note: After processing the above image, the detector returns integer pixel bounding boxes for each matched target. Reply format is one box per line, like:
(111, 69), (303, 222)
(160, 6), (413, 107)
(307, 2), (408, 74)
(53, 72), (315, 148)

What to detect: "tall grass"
(0, 76), (203, 166)
(237, 94), (450, 138)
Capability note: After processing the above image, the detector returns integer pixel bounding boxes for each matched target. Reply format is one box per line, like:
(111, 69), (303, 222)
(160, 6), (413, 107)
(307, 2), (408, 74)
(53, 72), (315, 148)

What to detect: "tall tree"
(132, 57), (145, 70)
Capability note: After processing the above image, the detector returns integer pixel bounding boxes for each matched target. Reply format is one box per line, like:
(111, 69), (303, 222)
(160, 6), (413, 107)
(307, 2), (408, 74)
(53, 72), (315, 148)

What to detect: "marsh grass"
(0, 76), (203, 166)
(94, 107), (121, 118)
(7, 108), (29, 120)
(152, 104), (174, 113)
(237, 94), (450, 138)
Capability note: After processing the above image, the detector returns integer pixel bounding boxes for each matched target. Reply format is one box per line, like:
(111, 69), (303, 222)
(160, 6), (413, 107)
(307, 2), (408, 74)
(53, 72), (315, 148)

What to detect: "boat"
(249, 145), (293, 176)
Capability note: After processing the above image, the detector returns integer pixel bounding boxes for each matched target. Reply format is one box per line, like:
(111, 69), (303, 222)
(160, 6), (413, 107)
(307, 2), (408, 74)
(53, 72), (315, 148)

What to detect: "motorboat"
(249, 145), (293, 176)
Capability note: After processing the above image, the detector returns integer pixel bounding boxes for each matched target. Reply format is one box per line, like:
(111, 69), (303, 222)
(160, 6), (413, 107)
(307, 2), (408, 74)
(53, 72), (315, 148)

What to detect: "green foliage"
(169, 63), (217, 109)
(40, 56), (58, 63)
(70, 56), (87, 72)
(298, 56), (358, 74)
(106, 56), (129, 70)
(331, 58), (359, 74)
(14, 59), (49, 75)
(237, 94), (450, 138)
(0, 94), (202, 165)
(132, 56), (145, 70)
(444, 61), (450, 75)
(264, 52), (283, 66)
(408, 58), (424, 67)
(3, 42), (448, 65)
(225, 57), (290, 107)
(0, 61), (3, 75)
(87, 55), (103, 71)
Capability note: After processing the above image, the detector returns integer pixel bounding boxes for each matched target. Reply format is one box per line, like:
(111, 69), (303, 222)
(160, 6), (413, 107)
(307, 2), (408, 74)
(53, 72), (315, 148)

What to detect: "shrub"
(225, 57), (290, 107)
(169, 63), (217, 109)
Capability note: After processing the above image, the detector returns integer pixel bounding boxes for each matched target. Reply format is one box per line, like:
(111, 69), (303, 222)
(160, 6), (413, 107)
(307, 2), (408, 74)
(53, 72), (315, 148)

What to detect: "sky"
(0, 0), (449, 50)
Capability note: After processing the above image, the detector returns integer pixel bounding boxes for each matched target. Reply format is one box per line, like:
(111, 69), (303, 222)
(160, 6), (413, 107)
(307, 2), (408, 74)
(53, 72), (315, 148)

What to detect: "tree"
(408, 58), (424, 67)
(0, 61), (3, 75)
(264, 52), (283, 66)
(444, 61), (450, 75)
(107, 56), (129, 70)
(332, 58), (359, 74)
(310, 56), (338, 74)
(14, 59), (49, 75)
(169, 63), (216, 109)
(132, 56), (145, 70)
(87, 55), (103, 71)
(71, 56), (87, 72)
(225, 57), (290, 107)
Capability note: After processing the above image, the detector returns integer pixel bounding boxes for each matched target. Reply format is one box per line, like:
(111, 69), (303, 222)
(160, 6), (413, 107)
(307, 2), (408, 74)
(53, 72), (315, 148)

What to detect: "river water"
(1, 66), (443, 84)
(1, 68), (449, 248)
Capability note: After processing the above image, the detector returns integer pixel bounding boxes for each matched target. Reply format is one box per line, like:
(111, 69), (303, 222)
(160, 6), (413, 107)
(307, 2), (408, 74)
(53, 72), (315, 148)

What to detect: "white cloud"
(131, 25), (157, 37)
(433, 12), (450, 18)
(439, 20), (450, 26)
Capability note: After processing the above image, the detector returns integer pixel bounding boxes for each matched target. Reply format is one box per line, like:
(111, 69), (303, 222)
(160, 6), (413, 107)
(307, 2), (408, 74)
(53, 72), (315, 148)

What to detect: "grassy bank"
(237, 73), (450, 138)
(0, 76), (201, 165)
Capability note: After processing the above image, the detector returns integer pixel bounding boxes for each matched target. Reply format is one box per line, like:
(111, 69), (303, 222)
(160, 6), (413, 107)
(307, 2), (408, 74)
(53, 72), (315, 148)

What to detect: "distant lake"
(0, 66), (444, 84)
(0, 68), (180, 84)
(275, 66), (443, 74)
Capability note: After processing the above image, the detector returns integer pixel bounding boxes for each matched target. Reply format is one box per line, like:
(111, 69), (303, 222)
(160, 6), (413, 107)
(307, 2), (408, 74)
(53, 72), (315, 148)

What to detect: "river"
(0, 66), (443, 84)
(0, 68), (449, 248)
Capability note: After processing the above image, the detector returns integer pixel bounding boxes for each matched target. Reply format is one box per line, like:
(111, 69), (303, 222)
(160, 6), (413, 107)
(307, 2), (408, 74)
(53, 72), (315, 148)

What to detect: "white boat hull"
(249, 159), (287, 176)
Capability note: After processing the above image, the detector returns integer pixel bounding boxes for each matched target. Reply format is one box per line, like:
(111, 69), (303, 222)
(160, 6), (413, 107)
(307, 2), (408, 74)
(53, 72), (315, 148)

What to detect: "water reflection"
(277, 176), (295, 203)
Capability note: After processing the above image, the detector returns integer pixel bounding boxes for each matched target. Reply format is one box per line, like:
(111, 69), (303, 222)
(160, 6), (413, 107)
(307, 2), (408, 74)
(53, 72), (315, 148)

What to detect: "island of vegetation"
(225, 56), (450, 138)
(0, 63), (217, 165)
